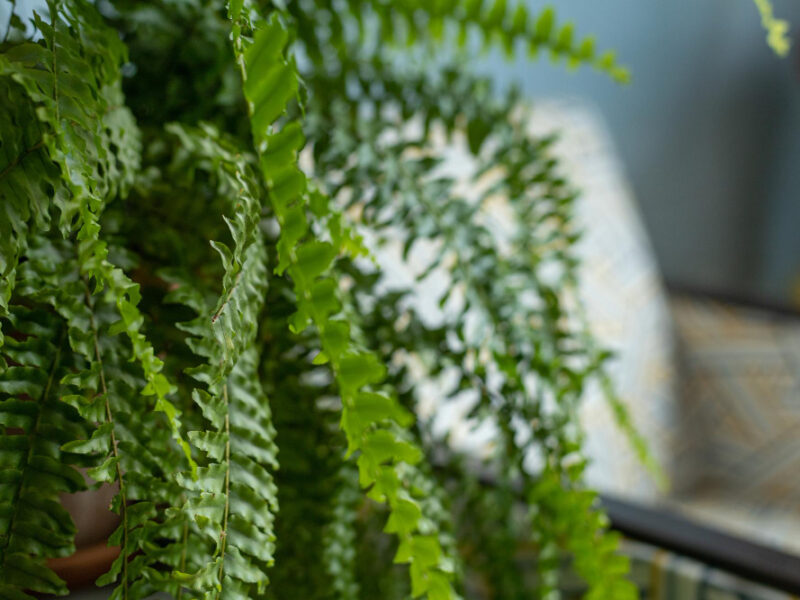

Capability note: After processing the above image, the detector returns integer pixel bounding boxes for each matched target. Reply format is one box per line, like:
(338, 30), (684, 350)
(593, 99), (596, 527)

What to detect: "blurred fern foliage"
(0, 0), (652, 598)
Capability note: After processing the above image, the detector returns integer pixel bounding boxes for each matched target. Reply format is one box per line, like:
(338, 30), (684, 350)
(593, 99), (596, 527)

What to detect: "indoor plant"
(0, 1), (787, 599)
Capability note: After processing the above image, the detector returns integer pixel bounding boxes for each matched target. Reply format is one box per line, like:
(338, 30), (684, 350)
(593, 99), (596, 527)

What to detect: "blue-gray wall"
(480, 0), (800, 304)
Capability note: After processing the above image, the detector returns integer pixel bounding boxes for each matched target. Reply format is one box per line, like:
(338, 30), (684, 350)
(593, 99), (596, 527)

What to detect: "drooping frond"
(0, 298), (87, 599)
(399, 0), (628, 80)
(12, 234), (185, 600)
(228, 8), (458, 598)
(304, 53), (638, 597)
(0, 0), (188, 465)
(0, 0), (133, 324)
(0, 0), (136, 233)
(0, 2), (189, 597)
(289, 0), (629, 82)
(0, 80), (60, 319)
(151, 124), (279, 598)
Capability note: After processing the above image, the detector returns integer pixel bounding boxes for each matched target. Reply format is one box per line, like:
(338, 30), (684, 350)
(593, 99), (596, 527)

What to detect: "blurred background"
(479, 0), (800, 307)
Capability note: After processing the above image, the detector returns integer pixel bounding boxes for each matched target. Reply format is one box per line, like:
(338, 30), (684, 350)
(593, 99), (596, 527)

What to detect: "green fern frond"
(0, 79), (61, 319)
(304, 54), (636, 596)
(0, 0), (672, 598)
(0, 303), (86, 599)
(322, 464), (362, 600)
(0, 0), (189, 469)
(752, 0), (791, 56)
(153, 124), (278, 598)
(300, 0), (629, 82)
(0, 0), (132, 232)
(230, 8), (458, 598)
(13, 234), (186, 600)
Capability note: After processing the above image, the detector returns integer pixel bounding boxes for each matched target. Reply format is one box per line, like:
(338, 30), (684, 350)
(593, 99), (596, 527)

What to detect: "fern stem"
(50, 7), (58, 126)
(215, 385), (232, 597)
(84, 280), (130, 600)
(177, 517), (188, 600)
(211, 271), (242, 324)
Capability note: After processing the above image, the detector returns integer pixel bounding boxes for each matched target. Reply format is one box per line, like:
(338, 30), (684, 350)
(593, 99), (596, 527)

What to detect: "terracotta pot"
(49, 475), (121, 589)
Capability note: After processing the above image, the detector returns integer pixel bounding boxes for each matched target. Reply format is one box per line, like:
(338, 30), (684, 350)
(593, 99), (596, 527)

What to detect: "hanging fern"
(1, 0), (746, 598)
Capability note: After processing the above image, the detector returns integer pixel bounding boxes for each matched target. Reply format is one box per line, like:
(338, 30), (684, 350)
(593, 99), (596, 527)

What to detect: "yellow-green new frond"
(229, 8), (459, 598)
(753, 0), (791, 56)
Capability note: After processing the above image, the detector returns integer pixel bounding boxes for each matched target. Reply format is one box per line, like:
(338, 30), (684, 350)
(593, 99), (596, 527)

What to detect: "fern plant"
(0, 0), (679, 598)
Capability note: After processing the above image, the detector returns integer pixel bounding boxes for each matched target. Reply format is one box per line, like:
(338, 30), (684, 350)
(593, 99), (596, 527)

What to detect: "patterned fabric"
(524, 100), (678, 501)
(670, 295), (800, 553)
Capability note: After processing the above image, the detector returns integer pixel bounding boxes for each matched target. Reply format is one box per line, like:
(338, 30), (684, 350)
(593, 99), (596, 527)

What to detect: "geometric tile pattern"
(670, 295), (800, 552)
(671, 295), (800, 500)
